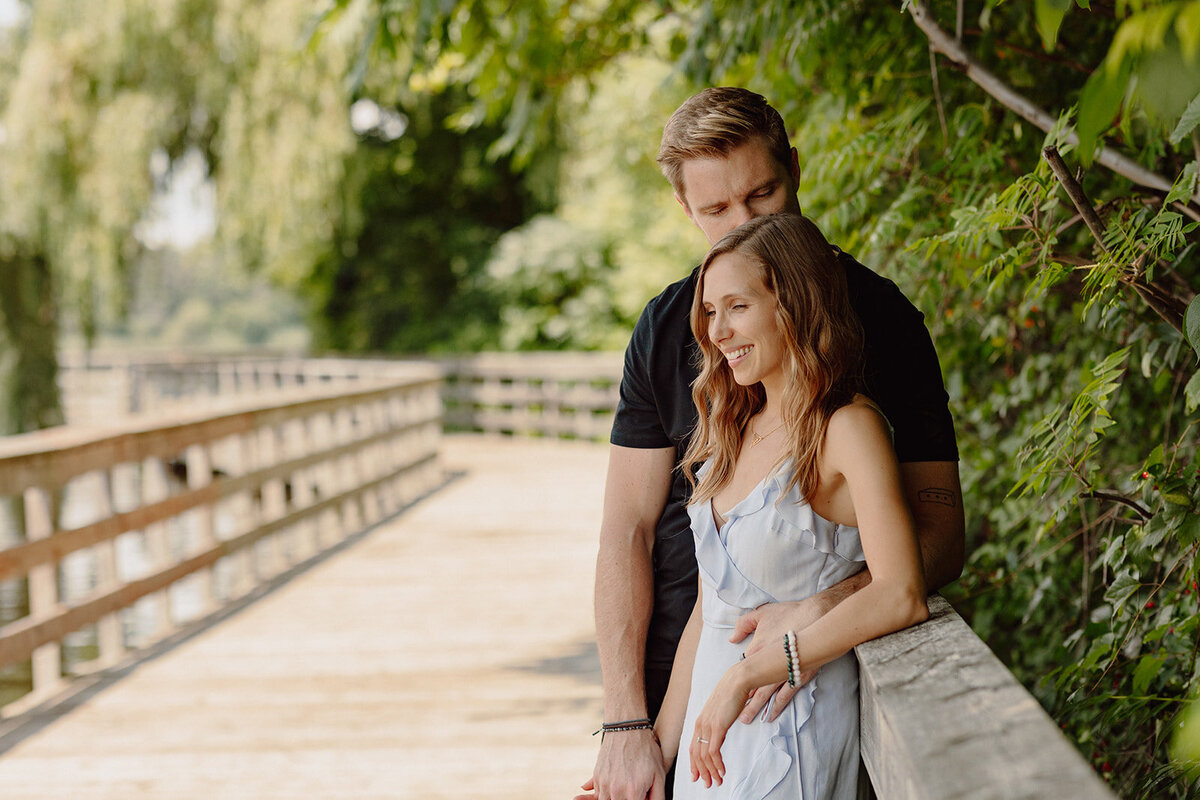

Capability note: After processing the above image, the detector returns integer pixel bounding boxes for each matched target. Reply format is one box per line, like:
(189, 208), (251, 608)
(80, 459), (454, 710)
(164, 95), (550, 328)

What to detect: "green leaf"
(1081, 633), (1116, 671)
(1180, 513), (1200, 544)
(1107, 569), (1142, 608)
(1169, 92), (1200, 145)
(1036, 0), (1073, 51)
(1174, 696), (1200, 777)
(1166, 161), (1199, 205)
(1163, 492), (1192, 506)
(1077, 59), (1133, 165)
(1143, 623), (1171, 644)
(1186, 370), (1200, 413)
(1145, 444), (1165, 470)
(1132, 654), (1165, 696)
(1186, 295), (1200, 358)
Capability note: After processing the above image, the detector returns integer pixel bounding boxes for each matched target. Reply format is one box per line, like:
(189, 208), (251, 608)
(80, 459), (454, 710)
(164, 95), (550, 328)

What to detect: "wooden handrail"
(437, 352), (623, 440)
(59, 351), (625, 441)
(0, 367), (443, 711)
(857, 595), (1117, 799)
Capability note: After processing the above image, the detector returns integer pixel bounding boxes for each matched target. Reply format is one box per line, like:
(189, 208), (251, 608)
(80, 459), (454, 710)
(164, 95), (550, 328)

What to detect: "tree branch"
(929, 46), (949, 148)
(1080, 490), (1152, 521)
(1043, 146), (1190, 332)
(906, 1), (1200, 209)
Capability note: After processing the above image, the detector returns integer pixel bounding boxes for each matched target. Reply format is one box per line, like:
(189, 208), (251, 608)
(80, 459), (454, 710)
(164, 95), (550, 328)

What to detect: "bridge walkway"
(0, 435), (608, 799)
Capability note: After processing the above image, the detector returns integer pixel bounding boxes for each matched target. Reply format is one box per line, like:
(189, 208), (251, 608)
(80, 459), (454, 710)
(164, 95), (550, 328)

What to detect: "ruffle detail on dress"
(726, 733), (791, 799)
(730, 680), (816, 799)
(766, 472), (865, 564)
(689, 500), (777, 613)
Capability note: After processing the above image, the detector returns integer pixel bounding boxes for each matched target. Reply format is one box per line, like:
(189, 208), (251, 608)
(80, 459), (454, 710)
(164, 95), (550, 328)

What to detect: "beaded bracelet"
(593, 718), (655, 739)
(789, 631), (801, 687)
(783, 630), (799, 688)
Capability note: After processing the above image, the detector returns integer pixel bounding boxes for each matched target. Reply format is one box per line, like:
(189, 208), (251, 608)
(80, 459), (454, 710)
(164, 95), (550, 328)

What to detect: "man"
(580, 88), (964, 800)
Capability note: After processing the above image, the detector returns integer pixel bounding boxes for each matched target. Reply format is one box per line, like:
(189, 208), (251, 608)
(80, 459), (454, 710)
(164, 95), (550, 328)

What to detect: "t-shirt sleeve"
(865, 295), (959, 463)
(610, 304), (674, 449)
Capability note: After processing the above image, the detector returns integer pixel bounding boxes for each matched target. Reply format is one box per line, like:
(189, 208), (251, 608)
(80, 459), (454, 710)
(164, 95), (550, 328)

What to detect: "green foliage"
(304, 86), (551, 353)
(1186, 295), (1200, 356)
(483, 216), (633, 350)
(0, 0), (363, 429)
(1076, 1), (1200, 164)
(480, 55), (703, 351)
(1177, 694), (1200, 780)
(334, 0), (658, 166)
(1035, 0), (1075, 51)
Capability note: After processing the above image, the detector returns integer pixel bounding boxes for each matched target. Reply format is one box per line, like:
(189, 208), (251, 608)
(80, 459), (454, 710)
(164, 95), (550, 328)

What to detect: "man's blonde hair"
(656, 87), (793, 198)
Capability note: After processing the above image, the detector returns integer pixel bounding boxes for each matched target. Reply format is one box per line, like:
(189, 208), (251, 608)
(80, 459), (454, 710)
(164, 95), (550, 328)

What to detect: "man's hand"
(728, 580), (865, 723)
(728, 600), (820, 722)
(575, 730), (667, 800)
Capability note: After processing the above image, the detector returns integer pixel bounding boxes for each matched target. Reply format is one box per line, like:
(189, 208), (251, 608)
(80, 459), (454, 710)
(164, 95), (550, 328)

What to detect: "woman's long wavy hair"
(682, 213), (864, 505)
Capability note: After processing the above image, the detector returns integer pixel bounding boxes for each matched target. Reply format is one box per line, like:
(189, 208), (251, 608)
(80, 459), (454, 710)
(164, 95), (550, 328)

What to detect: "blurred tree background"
(1, 0), (1200, 795)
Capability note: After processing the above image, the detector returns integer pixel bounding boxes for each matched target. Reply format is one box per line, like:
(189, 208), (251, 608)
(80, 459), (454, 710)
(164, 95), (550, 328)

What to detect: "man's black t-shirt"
(610, 249), (957, 678)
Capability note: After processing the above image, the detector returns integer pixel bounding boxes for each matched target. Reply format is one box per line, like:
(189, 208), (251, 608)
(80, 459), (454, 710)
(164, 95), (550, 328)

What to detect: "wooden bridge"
(0, 354), (1116, 799)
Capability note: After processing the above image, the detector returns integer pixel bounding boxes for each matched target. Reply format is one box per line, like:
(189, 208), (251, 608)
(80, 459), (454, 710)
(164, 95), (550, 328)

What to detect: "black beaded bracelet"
(604, 719), (652, 734)
(594, 718), (654, 739)
(784, 631), (798, 688)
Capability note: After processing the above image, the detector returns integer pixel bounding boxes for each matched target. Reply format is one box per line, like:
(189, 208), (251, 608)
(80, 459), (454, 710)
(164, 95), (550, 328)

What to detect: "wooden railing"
(856, 595), (1117, 799)
(59, 351), (626, 441)
(0, 366), (442, 712)
(437, 352), (622, 440)
(57, 352), (421, 425)
(49, 351), (1118, 796)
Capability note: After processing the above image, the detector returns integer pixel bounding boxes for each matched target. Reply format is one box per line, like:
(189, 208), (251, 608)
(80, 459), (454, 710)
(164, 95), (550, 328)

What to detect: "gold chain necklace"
(749, 420), (784, 448)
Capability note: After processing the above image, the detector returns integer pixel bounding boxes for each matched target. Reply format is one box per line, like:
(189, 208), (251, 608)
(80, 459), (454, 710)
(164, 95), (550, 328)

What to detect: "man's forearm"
(810, 566), (871, 614)
(902, 461), (965, 593)
(593, 529), (656, 718)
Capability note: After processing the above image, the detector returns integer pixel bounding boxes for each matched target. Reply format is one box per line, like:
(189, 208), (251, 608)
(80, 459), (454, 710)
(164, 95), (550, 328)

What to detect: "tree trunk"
(0, 251), (65, 434)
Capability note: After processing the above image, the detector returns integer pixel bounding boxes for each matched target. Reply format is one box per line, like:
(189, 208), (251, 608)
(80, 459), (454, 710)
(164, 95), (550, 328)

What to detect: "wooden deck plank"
(0, 435), (607, 799)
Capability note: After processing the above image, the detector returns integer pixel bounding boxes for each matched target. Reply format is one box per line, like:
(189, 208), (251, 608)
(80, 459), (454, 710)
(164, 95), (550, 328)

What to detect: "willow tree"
(350, 0), (1200, 794)
(0, 0), (361, 433)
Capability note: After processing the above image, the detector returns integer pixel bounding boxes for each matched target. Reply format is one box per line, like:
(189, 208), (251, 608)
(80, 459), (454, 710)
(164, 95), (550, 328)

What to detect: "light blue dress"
(674, 462), (866, 799)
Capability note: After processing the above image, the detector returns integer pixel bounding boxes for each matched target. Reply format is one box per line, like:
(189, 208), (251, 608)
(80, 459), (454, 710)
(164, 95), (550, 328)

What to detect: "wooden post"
(23, 486), (61, 701)
(184, 444), (218, 615)
(92, 471), (124, 667)
(256, 426), (288, 576)
(232, 432), (261, 593)
(141, 457), (176, 640)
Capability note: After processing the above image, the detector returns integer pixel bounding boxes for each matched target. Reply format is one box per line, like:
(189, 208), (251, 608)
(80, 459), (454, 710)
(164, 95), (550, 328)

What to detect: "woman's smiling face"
(701, 250), (787, 394)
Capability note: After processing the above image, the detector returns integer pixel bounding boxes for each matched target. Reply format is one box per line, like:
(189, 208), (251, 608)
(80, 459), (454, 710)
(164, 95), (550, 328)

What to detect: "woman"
(653, 213), (929, 798)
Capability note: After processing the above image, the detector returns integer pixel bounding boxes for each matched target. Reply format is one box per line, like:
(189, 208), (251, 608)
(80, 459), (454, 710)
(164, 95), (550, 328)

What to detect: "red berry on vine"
(1142, 471), (1150, 479)
(1146, 600), (1155, 609)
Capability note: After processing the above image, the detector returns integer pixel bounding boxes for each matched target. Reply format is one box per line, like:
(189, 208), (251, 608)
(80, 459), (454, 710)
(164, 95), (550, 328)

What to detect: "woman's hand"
(688, 666), (752, 788)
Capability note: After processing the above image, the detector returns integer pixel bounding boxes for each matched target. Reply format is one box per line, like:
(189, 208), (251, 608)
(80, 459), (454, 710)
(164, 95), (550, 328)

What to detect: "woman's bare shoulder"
(825, 395), (894, 466)
(828, 394), (889, 434)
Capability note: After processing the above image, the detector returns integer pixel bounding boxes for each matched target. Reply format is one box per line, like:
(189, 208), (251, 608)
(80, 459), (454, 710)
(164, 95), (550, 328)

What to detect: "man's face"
(676, 137), (802, 245)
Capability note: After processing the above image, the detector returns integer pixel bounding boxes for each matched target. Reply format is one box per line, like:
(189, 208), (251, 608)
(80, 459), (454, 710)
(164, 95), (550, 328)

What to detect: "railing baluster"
(23, 486), (60, 703)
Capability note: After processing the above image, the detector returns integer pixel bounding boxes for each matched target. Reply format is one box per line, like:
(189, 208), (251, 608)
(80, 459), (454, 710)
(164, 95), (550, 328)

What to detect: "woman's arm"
(654, 580), (705, 769)
(688, 403), (928, 786)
